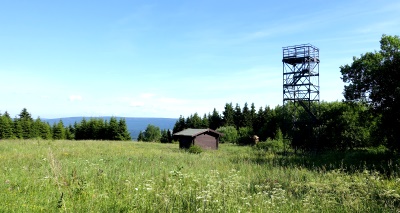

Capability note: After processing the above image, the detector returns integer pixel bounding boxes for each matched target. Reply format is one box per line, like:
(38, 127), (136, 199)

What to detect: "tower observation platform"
(282, 43), (320, 151)
(283, 44), (320, 122)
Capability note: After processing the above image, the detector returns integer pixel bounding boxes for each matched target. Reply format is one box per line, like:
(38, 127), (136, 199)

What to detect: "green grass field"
(1, 140), (399, 212)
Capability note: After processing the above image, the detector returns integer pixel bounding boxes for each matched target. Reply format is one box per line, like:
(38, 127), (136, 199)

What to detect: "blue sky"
(1, 0), (399, 118)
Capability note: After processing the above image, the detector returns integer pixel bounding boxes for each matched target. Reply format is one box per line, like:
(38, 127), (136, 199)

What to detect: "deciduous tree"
(340, 34), (400, 150)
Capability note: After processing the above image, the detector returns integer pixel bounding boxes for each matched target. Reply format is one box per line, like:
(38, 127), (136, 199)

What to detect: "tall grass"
(0, 139), (399, 212)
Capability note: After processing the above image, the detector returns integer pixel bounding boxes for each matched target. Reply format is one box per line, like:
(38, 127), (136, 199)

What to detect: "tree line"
(173, 34), (400, 151)
(0, 108), (131, 141)
(172, 101), (376, 150)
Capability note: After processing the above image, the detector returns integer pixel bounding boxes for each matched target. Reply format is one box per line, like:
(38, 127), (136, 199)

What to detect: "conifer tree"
(0, 113), (14, 139)
(13, 118), (23, 139)
(234, 103), (243, 128)
(35, 118), (52, 139)
(208, 108), (222, 130)
(52, 120), (65, 140)
(18, 108), (33, 139)
(250, 103), (257, 130)
(201, 113), (209, 128)
(167, 129), (172, 143)
(242, 102), (252, 129)
(117, 118), (132, 141)
(222, 103), (235, 127)
(187, 113), (202, 128)
(160, 129), (169, 143)
(137, 131), (144, 141)
(173, 116), (186, 133)
(107, 117), (119, 140)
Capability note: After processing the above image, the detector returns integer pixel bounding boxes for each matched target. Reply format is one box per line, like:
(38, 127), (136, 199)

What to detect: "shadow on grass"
(247, 147), (400, 177)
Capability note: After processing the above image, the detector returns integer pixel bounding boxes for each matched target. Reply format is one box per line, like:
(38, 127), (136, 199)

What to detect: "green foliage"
(12, 119), (23, 139)
(143, 124), (161, 142)
(74, 117), (131, 141)
(317, 102), (373, 150)
(38, 120), (52, 140)
(167, 129), (172, 143)
(0, 113), (14, 139)
(222, 103), (235, 127)
(216, 126), (238, 143)
(340, 34), (400, 150)
(237, 126), (254, 145)
(107, 117), (119, 140)
(160, 129), (171, 143)
(137, 131), (144, 141)
(52, 120), (66, 140)
(234, 103), (243, 128)
(172, 116), (186, 134)
(275, 127), (283, 142)
(208, 108), (222, 130)
(185, 113), (208, 129)
(254, 139), (284, 152)
(188, 145), (203, 154)
(117, 119), (132, 141)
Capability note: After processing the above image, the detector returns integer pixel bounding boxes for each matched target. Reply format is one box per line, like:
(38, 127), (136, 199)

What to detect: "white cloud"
(69, 95), (83, 102)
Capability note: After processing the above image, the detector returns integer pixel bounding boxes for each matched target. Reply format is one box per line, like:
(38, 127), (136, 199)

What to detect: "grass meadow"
(1, 139), (400, 212)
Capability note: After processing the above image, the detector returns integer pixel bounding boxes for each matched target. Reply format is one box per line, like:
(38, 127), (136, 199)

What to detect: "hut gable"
(173, 128), (222, 150)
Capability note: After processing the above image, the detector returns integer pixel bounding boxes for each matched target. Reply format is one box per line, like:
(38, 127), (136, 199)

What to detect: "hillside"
(44, 117), (177, 140)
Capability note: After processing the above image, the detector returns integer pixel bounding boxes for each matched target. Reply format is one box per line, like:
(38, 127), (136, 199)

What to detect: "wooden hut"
(173, 128), (223, 150)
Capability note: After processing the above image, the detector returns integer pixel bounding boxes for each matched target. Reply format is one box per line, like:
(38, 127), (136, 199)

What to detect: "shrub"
(254, 138), (284, 152)
(188, 145), (203, 154)
(216, 126), (238, 143)
(254, 141), (270, 151)
(237, 127), (254, 145)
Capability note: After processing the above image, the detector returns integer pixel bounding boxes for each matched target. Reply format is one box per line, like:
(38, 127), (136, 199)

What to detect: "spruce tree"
(173, 116), (186, 133)
(137, 131), (144, 141)
(18, 108), (33, 139)
(0, 113), (14, 139)
(167, 129), (172, 143)
(242, 102), (252, 129)
(222, 103), (235, 127)
(52, 120), (65, 140)
(13, 118), (23, 139)
(201, 113), (209, 128)
(107, 117), (119, 140)
(234, 103), (243, 128)
(250, 103), (257, 130)
(208, 108), (222, 130)
(117, 118), (132, 141)
(160, 129), (169, 143)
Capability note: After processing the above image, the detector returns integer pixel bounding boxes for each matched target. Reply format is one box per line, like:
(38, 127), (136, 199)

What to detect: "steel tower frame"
(282, 44), (320, 148)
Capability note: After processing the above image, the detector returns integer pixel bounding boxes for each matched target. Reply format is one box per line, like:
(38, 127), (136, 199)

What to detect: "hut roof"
(173, 128), (223, 137)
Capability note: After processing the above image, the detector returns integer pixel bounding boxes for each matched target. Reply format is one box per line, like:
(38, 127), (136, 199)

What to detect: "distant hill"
(44, 117), (177, 140)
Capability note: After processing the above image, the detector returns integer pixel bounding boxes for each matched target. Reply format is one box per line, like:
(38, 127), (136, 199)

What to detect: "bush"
(216, 126), (238, 143)
(254, 141), (270, 151)
(254, 138), (284, 152)
(188, 145), (203, 154)
(237, 127), (254, 145)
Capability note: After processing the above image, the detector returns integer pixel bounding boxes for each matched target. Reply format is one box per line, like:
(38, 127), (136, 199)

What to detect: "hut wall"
(179, 136), (193, 149)
(195, 134), (217, 150)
